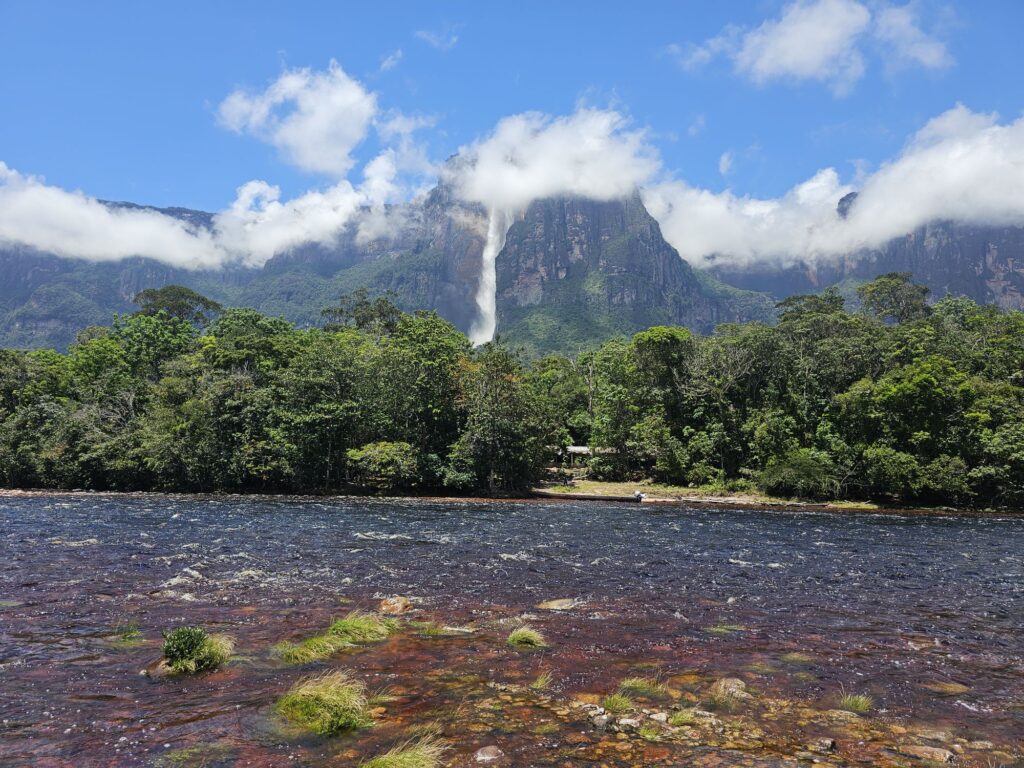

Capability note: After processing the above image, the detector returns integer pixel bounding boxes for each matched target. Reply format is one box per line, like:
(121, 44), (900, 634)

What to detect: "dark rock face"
(494, 195), (773, 352)
(711, 195), (1024, 309)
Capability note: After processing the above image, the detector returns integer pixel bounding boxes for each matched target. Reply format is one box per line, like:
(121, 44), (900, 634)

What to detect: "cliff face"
(710, 196), (1024, 308)
(494, 195), (773, 352)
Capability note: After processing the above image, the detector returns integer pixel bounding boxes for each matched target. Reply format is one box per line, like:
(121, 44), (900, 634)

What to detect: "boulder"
(709, 678), (752, 700)
(474, 745), (504, 763)
(535, 598), (578, 610)
(899, 745), (956, 763)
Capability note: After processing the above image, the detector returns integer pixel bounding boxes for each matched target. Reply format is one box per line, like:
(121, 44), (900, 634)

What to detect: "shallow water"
(1, 494), (1022, 766)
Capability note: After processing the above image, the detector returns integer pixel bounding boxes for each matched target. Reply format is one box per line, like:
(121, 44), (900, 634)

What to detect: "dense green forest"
(1, 274), (1022, 507)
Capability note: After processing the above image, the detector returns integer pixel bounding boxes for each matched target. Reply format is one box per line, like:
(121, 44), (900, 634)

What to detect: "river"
(1, 494), (1021, 766)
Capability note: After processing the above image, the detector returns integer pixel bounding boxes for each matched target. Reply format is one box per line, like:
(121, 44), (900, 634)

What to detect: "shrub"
(506, 626), (546, 648)
(276, 670), (373, 735)
(860, 445), (920, 498)
(161, 626), (233, 674)
(347, 441), (421, 490)
(757, 448), (838, 498)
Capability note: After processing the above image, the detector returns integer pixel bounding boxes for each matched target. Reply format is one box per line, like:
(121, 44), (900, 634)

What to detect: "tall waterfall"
(468, 207), (514, 345)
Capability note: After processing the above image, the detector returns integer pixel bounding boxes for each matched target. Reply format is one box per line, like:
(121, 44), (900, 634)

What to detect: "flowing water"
(1, 494), (1022, 766)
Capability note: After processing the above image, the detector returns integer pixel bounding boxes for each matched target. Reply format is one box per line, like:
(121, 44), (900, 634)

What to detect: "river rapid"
(1, 494), (1022, 766)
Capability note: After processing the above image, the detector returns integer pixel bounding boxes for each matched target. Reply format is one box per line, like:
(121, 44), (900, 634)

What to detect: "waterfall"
(468, 207), (514, 345)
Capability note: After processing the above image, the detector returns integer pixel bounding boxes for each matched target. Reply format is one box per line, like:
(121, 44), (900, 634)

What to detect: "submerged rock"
(535, 598), (578, 610)
(379, 596), (413, 615)
(709, 678), (752, 700)
(899, 744), (956, 762)
(474, 745), (504, 762)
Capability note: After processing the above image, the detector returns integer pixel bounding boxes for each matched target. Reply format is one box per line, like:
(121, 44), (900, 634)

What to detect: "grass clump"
(601, 693), (633, 715)
(531, 670), (553, 690)
(359, 737), (446, 768)
(618, 677), (668, 698)
(506, 625), (546, 648)
(839, 692), (873, 713)
(161, 626), (233, 674)
(705, 624), (746, 635)
(668, 708), (699, 727)
(780, 652), (813, 664)
(277, 611), (396, 664)
(638, 724), (663, 742)
(276, 670), (373, 735)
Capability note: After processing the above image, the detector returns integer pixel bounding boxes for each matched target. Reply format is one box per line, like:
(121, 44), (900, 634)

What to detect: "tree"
(857, 272), (930, 323)
(133, 285), (223, 326)
(322, 288), (402, 335)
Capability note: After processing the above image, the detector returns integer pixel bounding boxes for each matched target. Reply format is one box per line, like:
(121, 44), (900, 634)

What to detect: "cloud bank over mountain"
(1, 58), (1022, 275)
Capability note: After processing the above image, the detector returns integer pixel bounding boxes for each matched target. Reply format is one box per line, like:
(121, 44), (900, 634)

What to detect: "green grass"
(668, 708), (699, 726)
(780, 652), (814, 664)
(638, 725), (663, 742)
(359, 737), (446, 768)
(161, 626), (234, 674)
(506, 626), (546, 648)
(276, 670), (374, 735)
(276, 611), (397, 664)
(601, 693), (633, 715)
(533, 722), (560, 735)
(839, 692), (873, 713)
(531, 670), (553, 690)
(618, 677), (668, 698)
(705, 624), (746, 635)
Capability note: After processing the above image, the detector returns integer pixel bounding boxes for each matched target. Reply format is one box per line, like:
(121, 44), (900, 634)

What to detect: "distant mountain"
(0, 188), (775, 352)
(709, 193), (1024, 310)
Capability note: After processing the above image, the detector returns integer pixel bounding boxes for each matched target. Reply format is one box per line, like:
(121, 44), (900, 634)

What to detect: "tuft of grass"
(668, 708), (699, 727)
(705, 624), (746, 635)
(533, 722), (559, 736)
(162, 626), (233, 674)
(707, 690), (741, 712)
(276, 611), (396, 664)
(115, 619), (142, 641)
(747, 661), (778, 674)
(780, 652), (813, 664)
(507, 625), (546, 648)
(601, 693), (633, 715)
(531, 670), (553, 690)
(618, 677), (668, 698)
(276, 670), (373, 735)
(638, 724), (663, 742)
(839, 692), (873, 713)
(359, 737), (446, 768)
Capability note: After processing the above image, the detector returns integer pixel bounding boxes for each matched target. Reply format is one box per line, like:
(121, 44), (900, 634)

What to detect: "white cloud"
(718, 151), (734, 175)
(875, 4), (952, 70)
(447, 108), (659, 213)
(218, 60), (377, 176)
(688, 114), (706, 137)
(415, 25), (460, 51)
(644, 104), (1024, 268)
(0, 163), (227, 269)
(675, 0), (951, 94)
(379, 49), (403, 72)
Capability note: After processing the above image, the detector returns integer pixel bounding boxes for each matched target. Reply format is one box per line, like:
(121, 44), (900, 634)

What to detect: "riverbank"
(532, 479), (1024, 517)
(1, 484), (1020, 517)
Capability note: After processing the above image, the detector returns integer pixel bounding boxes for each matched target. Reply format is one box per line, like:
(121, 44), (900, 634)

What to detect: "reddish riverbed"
(1, 494), (1021, 766)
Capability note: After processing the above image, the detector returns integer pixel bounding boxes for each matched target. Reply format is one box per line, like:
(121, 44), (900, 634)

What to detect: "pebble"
(474, 745), (504, 763)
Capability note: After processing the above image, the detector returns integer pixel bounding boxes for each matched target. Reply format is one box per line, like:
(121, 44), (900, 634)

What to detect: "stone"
(899, 745), (956, 763)
(474, 745), (504, 763)
(967, 741), (993, 750)
(916, 729), (954, 743)
(709, 678), (752, 699)
(649, 711), (668, 723)
(809, 738), (837, 753)
(379, 596), (413, 615)
(616, 717), (641, 733)
(536, 598), (577, 610)
(590, 714), (609, 730)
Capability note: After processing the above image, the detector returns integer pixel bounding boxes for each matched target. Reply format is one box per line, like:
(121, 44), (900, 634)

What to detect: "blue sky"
(1, 0), (1018, 210)
(0, 0), (1022, 276)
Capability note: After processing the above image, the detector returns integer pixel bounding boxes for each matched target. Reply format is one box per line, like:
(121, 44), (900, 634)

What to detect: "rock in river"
(474, 745), (504, 762)
(899, 745), (956, 763)
(535, 598), (578, 610)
